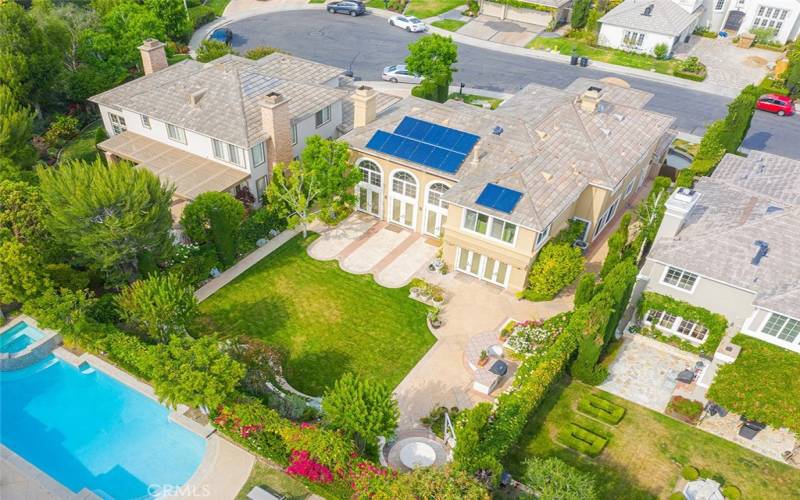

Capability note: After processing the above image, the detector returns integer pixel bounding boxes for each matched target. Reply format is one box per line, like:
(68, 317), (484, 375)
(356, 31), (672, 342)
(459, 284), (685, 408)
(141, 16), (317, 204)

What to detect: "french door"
(390, 196), (416, 229)
(357, 184), (381, 218)
(455, 248), (510, 288)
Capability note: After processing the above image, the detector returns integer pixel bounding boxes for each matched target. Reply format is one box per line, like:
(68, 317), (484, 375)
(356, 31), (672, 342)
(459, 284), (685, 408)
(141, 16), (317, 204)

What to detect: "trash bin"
(570, 54), (579, 66)
(579, 56), (589, 67)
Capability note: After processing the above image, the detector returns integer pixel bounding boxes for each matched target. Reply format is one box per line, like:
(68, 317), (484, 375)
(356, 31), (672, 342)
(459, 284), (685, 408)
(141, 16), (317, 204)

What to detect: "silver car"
(381, 64), (423, 84)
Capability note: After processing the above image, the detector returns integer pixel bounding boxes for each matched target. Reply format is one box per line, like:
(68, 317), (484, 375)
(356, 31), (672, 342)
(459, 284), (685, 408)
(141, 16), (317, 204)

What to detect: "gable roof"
(342, 79), (674, 232)
(599, 0), (702, 36)
(649, 152), (800, 319)
(90, 54), (347, 147)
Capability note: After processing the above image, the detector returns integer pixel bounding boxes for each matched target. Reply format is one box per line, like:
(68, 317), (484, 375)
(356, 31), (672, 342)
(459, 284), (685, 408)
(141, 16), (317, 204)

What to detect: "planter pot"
(478, 358), (489, 367)
(430, 319), (442, 329)
(432, 299), (444, 308)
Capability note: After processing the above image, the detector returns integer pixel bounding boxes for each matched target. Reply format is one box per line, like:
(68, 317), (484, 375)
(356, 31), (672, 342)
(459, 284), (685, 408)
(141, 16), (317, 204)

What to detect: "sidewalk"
(192, 0), (737, 97)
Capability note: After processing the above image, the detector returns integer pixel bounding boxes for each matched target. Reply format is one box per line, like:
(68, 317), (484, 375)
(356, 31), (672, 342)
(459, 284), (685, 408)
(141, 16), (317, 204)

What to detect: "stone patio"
(455, 15), (543, 47)
(697, 412), (798, 465)
(673, 37), (781, 95)
(599, 333), (701, 412)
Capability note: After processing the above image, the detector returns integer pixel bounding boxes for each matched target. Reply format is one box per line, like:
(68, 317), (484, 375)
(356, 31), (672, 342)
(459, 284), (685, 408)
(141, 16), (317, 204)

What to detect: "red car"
(755, 94), (794, 116)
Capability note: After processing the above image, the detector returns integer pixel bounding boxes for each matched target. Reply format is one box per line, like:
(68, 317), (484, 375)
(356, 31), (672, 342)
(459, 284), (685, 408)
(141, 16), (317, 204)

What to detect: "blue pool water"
(0, 355), (206, 499)
(0, 321), (45, 353)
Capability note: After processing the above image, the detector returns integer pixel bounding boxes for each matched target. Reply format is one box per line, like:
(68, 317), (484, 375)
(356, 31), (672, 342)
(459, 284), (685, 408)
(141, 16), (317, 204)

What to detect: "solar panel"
(475, 183), (522, 214)
(365, 130), (392, 151)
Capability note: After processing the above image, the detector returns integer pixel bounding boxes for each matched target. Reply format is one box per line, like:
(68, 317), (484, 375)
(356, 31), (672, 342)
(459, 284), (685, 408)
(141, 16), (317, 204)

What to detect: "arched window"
(392, 171), (417, 198)
(427, 183), (449, 207)
(358, 160), (382, 187)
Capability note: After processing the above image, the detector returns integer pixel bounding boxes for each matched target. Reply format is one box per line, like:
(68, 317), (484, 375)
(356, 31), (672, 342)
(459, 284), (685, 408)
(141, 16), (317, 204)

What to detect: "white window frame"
(291, 124), (298, 145)
(212, 138), (226, 160)
(660, 266), (699, 293)
(227, 144), (241, 166)
(623, 31), (646, 49)
(714, 0), (725, 10)
(535, 223), (551, 250)
(624, 180), (635, 198)
(315, 105), (331, 128)
(643, 309), (709, 344)
(593, 198), (619, 238)
(167, 123), (186, 144)
(758, 312), (800, 344)
(462, 209), (518, 246)
(109, 113), (126, 135)
(141, 115), (151, 129)
(255, 175), (268, 198)
(250, 142), (266, 167)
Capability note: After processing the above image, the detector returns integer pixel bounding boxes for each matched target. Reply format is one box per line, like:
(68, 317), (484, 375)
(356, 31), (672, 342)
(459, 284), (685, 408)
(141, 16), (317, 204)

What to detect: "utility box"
(738, 32), (755, 48)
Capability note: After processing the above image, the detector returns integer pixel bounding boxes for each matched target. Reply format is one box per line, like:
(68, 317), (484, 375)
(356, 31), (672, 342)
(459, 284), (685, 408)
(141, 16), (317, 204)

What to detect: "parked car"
(209, 28), (233, 45)
(755, 94), (794, 116)
(382, 64), (423, 84)
(327, 1), (366, 16)
(388, 15), (427, 32)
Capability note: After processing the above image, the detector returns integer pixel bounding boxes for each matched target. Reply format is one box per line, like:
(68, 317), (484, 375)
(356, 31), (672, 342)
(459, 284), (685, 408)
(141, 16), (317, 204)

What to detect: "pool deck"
(1, 347), (255, 500)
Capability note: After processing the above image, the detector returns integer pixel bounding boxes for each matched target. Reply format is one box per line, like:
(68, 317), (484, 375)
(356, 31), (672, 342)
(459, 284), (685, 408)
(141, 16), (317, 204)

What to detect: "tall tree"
(0, 238), (51, 306)
(144, 0), (190, 42)
(301, 135), (360, 221)
(179, 191), (245, 266)
(405, 34), (458, 103)
(322, 373), (399, 451)
(38, 159), (174, 286)
(116, 273), (198, 343)
(266, 158), (321, 238)
(0, 85), (36, 167)
(0, 180), (47, 244)
(148, 336), (246, 411)
(0, 2), (61, 112)
(571, 0), (591, 29)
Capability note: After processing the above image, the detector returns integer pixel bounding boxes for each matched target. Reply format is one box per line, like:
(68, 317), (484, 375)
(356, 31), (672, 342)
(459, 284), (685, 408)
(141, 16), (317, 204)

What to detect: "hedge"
(637, 292), (727, 356)
(674, 69), (707, 82)
(577, 394), (625, 425)
(486, 0), (556, 12)
(557, 423), (608, 456)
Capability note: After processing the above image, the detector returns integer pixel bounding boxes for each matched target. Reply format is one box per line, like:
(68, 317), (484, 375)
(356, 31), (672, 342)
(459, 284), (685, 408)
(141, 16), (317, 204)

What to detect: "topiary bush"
(654, 43), (669, 60)
(669, 492), (686, 500)
(682, 465), (700, 480)
(577, 393), (626, 424)
(557, 423), (608, 456)
(722, 485), (741, 499)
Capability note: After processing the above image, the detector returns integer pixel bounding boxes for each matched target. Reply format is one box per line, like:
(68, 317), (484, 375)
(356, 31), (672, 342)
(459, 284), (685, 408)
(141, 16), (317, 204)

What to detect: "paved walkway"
(456, 15), (543, 47)
(195, 0), (744, 97)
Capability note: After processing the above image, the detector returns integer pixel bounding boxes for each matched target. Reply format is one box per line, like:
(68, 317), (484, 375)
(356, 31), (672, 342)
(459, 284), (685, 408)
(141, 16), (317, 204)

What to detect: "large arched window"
(427, 182), (449, 207)
(358, 159), (382, 187)
(392, 171), (417, 198)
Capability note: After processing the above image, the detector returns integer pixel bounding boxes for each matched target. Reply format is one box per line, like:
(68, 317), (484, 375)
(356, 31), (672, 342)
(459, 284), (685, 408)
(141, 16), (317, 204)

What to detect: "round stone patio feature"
(399, 442), (437, 469)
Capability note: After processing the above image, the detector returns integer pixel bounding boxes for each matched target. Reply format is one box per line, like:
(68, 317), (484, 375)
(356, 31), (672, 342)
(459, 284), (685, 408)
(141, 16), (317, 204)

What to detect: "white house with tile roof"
(639, 151), (800, 354)
(599, 0), (704, 55)
(700, 0), (800, 44)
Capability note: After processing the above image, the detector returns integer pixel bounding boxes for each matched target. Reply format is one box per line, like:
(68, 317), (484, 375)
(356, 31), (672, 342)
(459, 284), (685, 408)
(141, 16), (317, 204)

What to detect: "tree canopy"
(266, 158), (321, 238)
(0, 85), (37, 167)
(405, 34), (458, 103)
(116, 273), (198, 343)
(38, 159), (174, 286)
(300, 136), (360, 222)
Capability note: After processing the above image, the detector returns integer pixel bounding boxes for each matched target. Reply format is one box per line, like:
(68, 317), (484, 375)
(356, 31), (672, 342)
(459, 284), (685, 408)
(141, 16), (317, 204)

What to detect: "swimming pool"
(0, 321), (45, 353)
(0, 355), (206, 499)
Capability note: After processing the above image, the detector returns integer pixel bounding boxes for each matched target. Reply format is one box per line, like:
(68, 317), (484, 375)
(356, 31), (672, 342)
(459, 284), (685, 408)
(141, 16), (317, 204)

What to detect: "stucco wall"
(741, 308), (800, 353)
(292, 101), (344, 158)
(598, 23), (680, 55)
(700, 0), (800, 43)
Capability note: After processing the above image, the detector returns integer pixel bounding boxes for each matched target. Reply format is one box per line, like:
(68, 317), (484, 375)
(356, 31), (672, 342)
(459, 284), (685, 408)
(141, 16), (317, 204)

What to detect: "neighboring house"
(700, 0), (800, 44)
(341, 78), (675, 292)
(598, 0), (703, 56)
(479, 0), (573, 28)
(90, 39), (389, 216)
(639, 151), (800, 354)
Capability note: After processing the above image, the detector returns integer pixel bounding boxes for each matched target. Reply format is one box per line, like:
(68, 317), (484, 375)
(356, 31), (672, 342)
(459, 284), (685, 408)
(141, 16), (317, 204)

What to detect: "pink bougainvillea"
(286, 450), (334, 484)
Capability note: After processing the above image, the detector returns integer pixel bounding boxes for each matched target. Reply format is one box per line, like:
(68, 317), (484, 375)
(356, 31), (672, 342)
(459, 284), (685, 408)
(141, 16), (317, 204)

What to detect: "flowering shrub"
(506, 319), (558, 354)
(286, 450), (334, 483)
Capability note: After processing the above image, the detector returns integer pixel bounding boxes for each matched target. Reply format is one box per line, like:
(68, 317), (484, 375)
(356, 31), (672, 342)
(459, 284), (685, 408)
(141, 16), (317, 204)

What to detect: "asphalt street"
(228, 10), (799, 159)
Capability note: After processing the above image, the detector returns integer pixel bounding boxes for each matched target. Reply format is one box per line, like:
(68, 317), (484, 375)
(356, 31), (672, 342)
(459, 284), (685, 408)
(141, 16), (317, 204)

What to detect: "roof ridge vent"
(536, 129), (548, 140)
(643, 4), (654, 16)
(613, 113), (625, 122)
(189, 88), (207, 106)
(541, 171), (553, 182)
(600, 127), (611, 137)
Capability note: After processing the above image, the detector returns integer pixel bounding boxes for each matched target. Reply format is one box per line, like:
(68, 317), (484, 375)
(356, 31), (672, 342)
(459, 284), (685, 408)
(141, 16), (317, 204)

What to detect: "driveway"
(221, 10), (800, 159)
(599, 334), (700, 412)
(457, 15), (543, 47)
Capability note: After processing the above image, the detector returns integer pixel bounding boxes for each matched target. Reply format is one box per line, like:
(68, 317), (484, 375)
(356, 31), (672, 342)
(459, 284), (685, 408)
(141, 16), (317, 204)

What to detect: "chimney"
(139, 39), (168, 75)
(352, 86), (377, 128)
(260, 92), (293, 168)
(654, 187), (700, 244)
(579, 87), (603, 113)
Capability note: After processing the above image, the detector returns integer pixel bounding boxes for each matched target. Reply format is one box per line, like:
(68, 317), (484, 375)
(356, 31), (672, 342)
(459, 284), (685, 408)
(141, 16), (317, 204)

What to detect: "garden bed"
(577, 394), (625, 425)
(557, 422), (608, 457)
(666, 395), (703, 424)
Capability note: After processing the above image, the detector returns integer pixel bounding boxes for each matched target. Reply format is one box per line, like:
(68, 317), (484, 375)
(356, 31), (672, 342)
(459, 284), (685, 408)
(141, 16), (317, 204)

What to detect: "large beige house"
(342, 79), (675, 291)
(640, 151), (800, 354)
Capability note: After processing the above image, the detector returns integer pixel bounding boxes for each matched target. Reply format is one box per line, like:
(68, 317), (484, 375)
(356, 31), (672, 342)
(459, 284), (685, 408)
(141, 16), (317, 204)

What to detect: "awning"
(98, 132), (249, 200)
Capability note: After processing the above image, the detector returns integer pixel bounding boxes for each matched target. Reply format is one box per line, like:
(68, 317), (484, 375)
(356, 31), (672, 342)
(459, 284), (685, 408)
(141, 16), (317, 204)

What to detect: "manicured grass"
(197, 234), (436, 396)
(406, 0), (466, 19)
(504, 378), (800, 499)
(309, 0), (326, 3)
(203, 0), (230, 16)
(431, 19), (466, 32)
(528, 37), (677, 76)
(448, 92), (503, 110)
(236, 461), (312, 500)
(708, 334), (800, 434)
(59, 121), (102, 164)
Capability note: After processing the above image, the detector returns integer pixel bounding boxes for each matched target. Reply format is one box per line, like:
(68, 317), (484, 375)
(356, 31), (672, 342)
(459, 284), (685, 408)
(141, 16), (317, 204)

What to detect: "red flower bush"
(286, 450), (334, 484)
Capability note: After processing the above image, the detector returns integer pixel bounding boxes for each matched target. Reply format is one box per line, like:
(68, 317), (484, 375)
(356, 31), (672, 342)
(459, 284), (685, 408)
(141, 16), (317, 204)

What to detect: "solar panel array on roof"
(475, 183), (522, 214)
(365, 117), (480, 174)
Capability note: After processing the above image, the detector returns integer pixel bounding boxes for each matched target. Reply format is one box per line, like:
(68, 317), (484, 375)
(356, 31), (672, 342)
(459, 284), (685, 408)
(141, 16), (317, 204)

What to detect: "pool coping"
(1, 444), (100, 500)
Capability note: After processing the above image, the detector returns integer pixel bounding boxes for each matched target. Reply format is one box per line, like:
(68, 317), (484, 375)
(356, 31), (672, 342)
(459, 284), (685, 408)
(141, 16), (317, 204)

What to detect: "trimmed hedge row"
(637, 291), (727, 356)
(577, 394), (625, 425)
(486, 0), (556, 12)
(557, 423), (608, 456)
(674, 69), (707, 82)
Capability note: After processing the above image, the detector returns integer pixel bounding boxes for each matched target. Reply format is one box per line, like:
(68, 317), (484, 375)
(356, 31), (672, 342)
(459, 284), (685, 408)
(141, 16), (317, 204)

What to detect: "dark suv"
(327, 1), (366, 16)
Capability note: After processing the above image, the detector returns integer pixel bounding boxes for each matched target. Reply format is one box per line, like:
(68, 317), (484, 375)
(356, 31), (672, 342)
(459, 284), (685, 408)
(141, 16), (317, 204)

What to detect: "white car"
(388, 15), (427, 32)
(382, 64), (423, 84)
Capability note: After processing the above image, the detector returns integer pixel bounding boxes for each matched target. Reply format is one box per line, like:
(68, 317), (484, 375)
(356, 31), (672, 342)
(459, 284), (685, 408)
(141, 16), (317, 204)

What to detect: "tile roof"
(599, 0), (702, 36)
(90, 54), (347, 147)
(649, 152), (800, 318)
(342, 79), (674, 231)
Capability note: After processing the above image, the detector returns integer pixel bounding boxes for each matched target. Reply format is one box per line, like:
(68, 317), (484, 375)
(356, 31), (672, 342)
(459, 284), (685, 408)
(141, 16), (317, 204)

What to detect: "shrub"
(682, 465), (700, 480)
(421, 405), (460, 438)
(286, 450), (334, 483)
(245, 46), (286, 60)
(577, 394), (625, 424)
(43, 263), (90, 291)
(181, 192), (245, 266)
(722, 485), (741, 499)
(678, 56), (705, 74)
(750, 27), (777, 44)
(195, 39), (235, 63)
(23, 287), (95, 337)
(600, 212), (631, 277)
(94, 126), (107, 145)
(522, 457), (598, 500)
(524, 243), (584, 301)
(571, 0), (591, 29)
(44, 114), (80, 147)
(97, 326), (157, 379)
(574, 273), (596, 307)
(669, 493), (686, 500)
(654, 43), (669, 60)
(190, 5), (216, 28)
(237, 204), (287, 253)
(116, 273), (198, 344)
(667, 396), (704, 423)
(169, 243), (218, 286)
(557, 423), (608, 456)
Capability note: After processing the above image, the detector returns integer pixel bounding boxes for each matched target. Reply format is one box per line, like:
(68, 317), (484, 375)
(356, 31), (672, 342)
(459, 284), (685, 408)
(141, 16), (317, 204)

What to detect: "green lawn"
(504, 378), (800, 499)
(528, 37), (677, 76)
(431, 19), (466, 32)
(448, 92), (503, 110)
(708, 334), (800, 434)
(197, 234), (436, 396)
(59, 121), (103, 164)
(406, 0), (465, 19)
(236, 461), (312, 500)
(202, 0), (230, 16)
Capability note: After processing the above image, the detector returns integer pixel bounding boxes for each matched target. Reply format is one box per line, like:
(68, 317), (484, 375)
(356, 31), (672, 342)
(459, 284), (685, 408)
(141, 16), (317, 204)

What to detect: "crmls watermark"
(147, 484), (211, 497)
